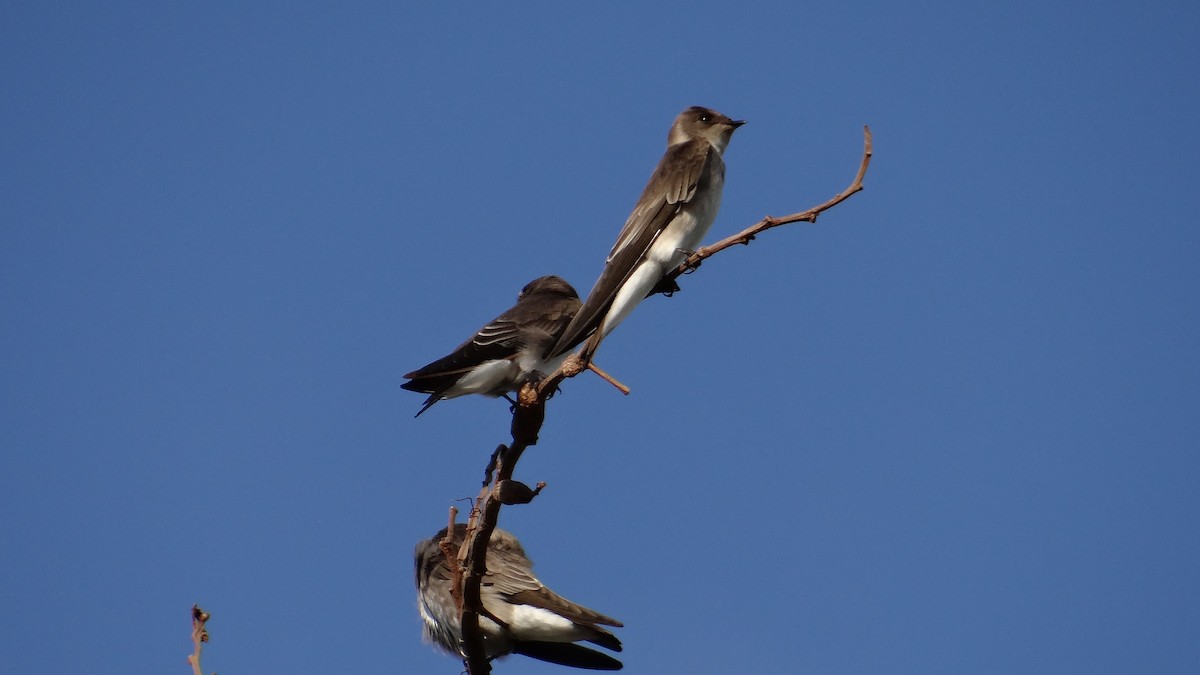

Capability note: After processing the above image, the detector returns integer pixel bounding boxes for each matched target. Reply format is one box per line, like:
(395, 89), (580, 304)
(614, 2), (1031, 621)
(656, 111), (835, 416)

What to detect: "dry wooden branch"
(439, 506), (463, 615)
(453, 126), (872, 674)
(664, 125), (873, 284)
(587, 361), (631, 395)
(451, 384), (547, 674)
(187, 604), (210, 675)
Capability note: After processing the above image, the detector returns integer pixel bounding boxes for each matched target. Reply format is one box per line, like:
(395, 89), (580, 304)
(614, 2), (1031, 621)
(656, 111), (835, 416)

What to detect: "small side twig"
(587, 361), (631, 395)
(187, 604), (210, 675)
(439, 507), (462, 613)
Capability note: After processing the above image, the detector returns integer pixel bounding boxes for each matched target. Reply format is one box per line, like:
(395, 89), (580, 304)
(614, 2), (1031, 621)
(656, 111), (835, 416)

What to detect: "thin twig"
(587, 361), (631, 395)
(439, 507), (462, 613)
(664, 125), (873, 284)
(187, 604), (210, 675)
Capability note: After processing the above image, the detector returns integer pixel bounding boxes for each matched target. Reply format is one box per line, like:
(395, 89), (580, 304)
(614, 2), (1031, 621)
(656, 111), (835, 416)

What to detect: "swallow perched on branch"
(415, 525), (624, 670)
(549, 106), (744, 359)
(402, 275), (580, 416)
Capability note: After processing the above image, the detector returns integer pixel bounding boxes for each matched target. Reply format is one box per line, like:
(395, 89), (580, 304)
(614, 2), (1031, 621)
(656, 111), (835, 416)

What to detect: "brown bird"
(549, 106), (744, 359)
(402, 275), (581, 416)
(415, 524), (624, 670)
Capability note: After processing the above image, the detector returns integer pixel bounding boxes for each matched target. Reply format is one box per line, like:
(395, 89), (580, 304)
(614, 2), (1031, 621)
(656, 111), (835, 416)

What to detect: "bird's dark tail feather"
(512, 641), (623, 670)
(412, 392), (441, 417)
(586, 631), (622, 652)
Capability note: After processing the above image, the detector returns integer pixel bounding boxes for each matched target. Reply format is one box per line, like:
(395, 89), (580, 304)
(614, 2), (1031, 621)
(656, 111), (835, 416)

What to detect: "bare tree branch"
(439, 507), (462, 616)
(664, 125), (873, 284)
(452, 126), (873, 674)
(587, 361), (631, 395)
(187, 604), (210, 675)
(444, 388), (547, 674)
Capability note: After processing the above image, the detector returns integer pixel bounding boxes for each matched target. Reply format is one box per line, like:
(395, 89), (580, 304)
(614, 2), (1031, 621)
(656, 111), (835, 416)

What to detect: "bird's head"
(669, 105), (745, 153)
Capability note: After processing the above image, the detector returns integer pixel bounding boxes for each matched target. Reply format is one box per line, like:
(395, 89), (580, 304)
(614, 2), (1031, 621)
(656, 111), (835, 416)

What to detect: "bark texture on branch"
(187, 604), (210, 675)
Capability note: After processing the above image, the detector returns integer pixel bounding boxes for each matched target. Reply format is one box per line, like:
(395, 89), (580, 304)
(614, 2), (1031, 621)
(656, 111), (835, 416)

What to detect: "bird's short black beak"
(730, 119), (747, 128)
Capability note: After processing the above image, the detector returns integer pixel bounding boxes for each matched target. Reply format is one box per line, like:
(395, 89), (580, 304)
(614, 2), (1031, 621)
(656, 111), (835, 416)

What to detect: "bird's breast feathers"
(647, 167), (724, 269)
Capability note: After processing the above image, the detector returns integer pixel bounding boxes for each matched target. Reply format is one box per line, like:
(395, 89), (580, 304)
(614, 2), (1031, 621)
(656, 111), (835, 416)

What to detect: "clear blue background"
(3, 2), (1197, 673)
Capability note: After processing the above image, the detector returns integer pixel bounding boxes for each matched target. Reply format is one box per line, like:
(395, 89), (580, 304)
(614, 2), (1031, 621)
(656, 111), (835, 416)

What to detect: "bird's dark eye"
(698, 113), (711, 122)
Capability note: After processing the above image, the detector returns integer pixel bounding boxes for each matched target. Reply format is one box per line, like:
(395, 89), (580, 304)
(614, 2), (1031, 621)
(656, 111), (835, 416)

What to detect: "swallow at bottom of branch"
(415, 524), (624, 670)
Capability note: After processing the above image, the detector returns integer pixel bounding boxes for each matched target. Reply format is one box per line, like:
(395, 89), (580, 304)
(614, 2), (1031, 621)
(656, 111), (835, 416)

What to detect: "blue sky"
(2, 2), (1198, 673)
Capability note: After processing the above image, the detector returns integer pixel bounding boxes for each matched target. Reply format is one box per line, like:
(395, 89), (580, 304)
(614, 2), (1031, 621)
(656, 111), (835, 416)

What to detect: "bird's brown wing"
(547, 139), (714, 357)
